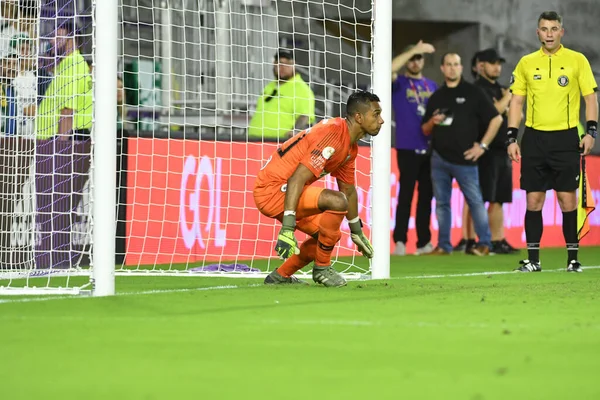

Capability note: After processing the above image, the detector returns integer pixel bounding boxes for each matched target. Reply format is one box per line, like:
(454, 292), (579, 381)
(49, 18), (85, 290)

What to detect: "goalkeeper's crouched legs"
(315, 210), (345, 267)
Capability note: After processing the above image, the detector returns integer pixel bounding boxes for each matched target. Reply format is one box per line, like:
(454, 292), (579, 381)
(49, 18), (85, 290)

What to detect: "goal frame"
(0, 0), (391, 297)
(86, 0), (392, 296)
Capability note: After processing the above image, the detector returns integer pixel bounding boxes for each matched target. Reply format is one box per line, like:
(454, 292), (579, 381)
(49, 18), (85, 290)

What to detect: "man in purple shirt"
(391, 41), (438, 256)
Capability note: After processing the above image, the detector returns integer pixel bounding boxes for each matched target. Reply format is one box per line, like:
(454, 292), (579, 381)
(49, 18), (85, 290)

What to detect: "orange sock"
(315, 211), (346, 267)
(277, 238), (317, 277)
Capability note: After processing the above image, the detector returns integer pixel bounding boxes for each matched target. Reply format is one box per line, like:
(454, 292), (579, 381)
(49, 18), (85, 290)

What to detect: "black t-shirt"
(474, 78), (508, 150)
(423, 79), (499, 165)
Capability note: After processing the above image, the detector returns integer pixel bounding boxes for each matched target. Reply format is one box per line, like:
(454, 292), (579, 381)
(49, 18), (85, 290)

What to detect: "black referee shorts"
(520, 127), (580, 193)
(478, 149), (513, 203)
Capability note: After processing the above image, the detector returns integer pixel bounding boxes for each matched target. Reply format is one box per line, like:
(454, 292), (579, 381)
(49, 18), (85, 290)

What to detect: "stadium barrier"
(1, 135), (598, 269)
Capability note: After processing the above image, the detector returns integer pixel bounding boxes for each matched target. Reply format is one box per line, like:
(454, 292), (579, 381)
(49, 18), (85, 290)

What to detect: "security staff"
(422, 52), (503, 256)
(507, 11), (598, 273)
(472, 48), (518, 254)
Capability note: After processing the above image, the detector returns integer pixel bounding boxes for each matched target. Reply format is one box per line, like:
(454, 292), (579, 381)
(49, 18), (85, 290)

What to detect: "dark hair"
(440, 52), (460, 65)
(538, 11), (562, 26)
(346, 91), (380, 116)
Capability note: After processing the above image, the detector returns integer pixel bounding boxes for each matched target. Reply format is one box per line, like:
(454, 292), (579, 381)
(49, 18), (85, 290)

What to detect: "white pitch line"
(0, 284), (261, 305)
(396, 265), (600, 279)
(1, 266), (599, 305)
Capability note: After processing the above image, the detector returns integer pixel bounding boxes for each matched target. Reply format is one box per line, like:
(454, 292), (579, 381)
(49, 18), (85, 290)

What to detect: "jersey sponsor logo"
(533, 74), (542, 80)
(455, 97), (466, 104)
(557, 75), (569, 87)
(310, 152), (326, 171)
(322, 146), (335, 160)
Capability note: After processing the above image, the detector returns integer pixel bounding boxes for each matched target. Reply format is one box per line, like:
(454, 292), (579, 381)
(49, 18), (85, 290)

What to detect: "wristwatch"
(479, 142), (489, 151)
(505, 137), (518, 147)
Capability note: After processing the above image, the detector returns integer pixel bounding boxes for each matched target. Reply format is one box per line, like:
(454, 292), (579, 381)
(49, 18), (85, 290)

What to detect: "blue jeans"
(431, 151), (491, 253)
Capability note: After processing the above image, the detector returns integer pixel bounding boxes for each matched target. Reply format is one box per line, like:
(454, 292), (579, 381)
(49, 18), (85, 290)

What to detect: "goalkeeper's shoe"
(312, 265), (347, 287)
(567, 260), (583, 273)
(514, 259), (541, 272)
(264, 270), (308, 285)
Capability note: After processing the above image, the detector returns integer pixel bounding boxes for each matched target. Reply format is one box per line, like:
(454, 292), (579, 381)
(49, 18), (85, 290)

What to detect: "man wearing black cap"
(469, 48), (518, 254)
(248, 49), (315, 141)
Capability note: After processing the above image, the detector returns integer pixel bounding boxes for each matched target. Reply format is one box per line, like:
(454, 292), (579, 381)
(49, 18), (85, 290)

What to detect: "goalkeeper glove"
(349, 218), (374, 258)
(275, 213), (299, 259)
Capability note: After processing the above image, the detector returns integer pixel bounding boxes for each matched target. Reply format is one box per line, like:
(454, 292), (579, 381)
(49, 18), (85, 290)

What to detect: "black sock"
(525, 210), (543, 263)
(562, 210), (579, 263)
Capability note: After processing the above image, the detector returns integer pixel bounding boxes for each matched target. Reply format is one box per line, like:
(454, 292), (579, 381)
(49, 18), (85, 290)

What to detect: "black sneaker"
(514, 259), (542, 272)
(464, 239), (477, 255)
(490, 241), (504, 255)
(567, 260), (583, 273)
(453, 238), (467, 252)
(501, 239), (519, 253)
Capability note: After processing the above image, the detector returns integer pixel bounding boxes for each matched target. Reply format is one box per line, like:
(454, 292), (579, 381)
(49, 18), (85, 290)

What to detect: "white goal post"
(0, 0), (392, 296)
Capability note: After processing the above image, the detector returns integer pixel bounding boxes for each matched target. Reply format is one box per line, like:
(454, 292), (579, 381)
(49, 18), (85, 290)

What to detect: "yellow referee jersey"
(510, 45), (598, 131)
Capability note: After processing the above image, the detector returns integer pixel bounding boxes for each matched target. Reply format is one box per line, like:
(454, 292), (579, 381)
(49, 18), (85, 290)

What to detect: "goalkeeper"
(253, 91), (383, 287)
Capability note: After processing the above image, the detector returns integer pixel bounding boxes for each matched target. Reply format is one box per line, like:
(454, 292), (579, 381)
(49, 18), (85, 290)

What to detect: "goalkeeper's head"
(346, 91), (383, 137)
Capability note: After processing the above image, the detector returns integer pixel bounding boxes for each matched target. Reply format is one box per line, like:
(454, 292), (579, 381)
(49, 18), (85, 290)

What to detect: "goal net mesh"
(0, 0), (374, 293)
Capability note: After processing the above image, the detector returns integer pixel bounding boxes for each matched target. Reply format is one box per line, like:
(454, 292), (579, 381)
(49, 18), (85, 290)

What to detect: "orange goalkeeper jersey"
(256, 117), (358, 186)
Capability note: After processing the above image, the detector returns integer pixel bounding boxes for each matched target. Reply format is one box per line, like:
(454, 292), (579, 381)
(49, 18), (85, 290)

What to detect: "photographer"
(422, 53), (502, 256)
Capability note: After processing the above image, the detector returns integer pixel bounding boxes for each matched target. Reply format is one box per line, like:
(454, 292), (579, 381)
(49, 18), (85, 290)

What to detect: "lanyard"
(408, 78), (430, 106)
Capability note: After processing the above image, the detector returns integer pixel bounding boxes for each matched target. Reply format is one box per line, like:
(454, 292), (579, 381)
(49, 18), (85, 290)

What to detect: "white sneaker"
(415, 242), (434, 256)
(393, 241), (406, 256)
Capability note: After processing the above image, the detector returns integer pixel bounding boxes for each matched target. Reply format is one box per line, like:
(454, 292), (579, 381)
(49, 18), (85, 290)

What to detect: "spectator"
(0, 52), (18, 135)
(390, 41), (437, 256)
(11, 33), (36, 136)
(0, 0), (25, 59)
(36, 21), (93, 140)
(422, 53), (502, 255)
(248, 49), (315, 141)
(461, 49), (518, 254)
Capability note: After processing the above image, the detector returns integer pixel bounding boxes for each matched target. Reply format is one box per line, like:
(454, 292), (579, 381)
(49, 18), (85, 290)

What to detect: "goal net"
(0, 0), (94, 294)
(0, 0), (380, 294)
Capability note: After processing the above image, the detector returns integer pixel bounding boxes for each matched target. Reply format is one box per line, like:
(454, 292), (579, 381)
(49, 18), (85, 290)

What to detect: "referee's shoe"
(567, 260), (583, 273)
(514, 259), (541, 272)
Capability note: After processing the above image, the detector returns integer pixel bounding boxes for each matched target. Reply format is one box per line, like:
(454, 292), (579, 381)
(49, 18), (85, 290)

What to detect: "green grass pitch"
(2, 247), (600, 400)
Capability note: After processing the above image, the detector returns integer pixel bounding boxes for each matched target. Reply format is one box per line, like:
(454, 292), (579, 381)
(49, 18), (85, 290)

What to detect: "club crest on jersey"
(557, 75), (569, 87)
(322, 146), (335, 160)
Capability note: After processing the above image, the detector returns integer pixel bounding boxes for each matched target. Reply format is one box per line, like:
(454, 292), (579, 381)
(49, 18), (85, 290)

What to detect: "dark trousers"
(393, 149), (433, 247)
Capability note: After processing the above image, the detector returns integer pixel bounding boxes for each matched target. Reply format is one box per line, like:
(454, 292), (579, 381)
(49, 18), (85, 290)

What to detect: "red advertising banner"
(126, 139), (600, 265)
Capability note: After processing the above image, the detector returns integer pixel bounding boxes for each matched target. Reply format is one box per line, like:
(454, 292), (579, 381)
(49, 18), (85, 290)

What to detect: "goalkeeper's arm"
(275, 164), (315, 259)
(337, 180), (374, 258)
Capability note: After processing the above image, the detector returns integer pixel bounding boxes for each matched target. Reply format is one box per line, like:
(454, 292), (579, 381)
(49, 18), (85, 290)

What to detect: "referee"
(507, 11), (598, 273)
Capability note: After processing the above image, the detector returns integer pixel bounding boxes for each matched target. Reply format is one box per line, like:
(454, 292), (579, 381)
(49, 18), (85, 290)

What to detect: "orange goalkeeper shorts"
(253, 183), (324, 233)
